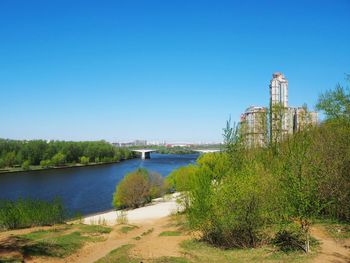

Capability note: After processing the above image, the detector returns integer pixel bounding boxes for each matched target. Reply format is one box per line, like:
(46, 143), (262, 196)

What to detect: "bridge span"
(132, 149), (156, 159)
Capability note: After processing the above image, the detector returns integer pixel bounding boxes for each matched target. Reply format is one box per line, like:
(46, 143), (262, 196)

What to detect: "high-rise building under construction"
(239, 72), (318, 147)
(239, 106), (268, 148)
(269, 72), (293, 142)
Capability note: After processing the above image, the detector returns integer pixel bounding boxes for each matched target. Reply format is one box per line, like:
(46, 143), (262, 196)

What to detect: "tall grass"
(0, 197), (65, 230)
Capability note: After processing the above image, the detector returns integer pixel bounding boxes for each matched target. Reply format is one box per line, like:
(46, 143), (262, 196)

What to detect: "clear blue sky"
(1, 0), (349, 143)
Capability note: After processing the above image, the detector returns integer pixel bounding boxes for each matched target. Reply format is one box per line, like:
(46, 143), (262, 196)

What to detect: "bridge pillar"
(141, 152), (151, 159)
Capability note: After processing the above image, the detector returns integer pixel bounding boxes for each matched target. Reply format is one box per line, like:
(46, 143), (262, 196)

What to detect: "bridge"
(132, 149), (156, 159)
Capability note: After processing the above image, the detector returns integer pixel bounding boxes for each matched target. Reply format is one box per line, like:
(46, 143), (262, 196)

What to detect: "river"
(0, 153), (198, 216)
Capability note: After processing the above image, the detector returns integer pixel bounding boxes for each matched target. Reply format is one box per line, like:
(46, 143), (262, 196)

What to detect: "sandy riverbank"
(83, 192), (183, 225)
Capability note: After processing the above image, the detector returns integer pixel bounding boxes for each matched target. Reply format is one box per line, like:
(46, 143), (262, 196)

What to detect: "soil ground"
(311, 225), (350, 263)
(0, 218), (349, 263)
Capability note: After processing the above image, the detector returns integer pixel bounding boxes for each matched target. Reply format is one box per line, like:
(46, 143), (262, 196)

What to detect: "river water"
(0, 153), (198, 216)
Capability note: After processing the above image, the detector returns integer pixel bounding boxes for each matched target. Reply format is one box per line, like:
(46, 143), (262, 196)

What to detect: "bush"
(101, 156), (113, 163)
(113, 169), (166, 209)
(147, 172), (165, 200)
(0, 158), (5, 168)
(188, 159), (275, 248)
(166, 165), (198, 192)
(273, 228), (305, 252)
(21, 160), (30, 170)
(40, 159), (51, 168)
(51, 152), (66, 166)
(113, 169), (150, 209)
(79, 156), (90, 165)
(0, 198), (66, 230)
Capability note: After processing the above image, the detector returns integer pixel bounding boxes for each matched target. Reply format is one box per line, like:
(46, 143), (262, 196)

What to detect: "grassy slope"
(0, 224), (112, 262)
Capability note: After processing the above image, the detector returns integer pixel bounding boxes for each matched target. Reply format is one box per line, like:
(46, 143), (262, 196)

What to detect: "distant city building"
(270, 72), (288, 107)
(293, 107), (318, 132)
(134, 140), (147, 146)
(239, 72), (318, 147)
(240, 106), (268, 148)
(269, 72), (290, 142)
(112, 140), (147, 147)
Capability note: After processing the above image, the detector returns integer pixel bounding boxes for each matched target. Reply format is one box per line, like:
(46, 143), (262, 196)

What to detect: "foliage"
(79, 156), (89, 165)
(113, 168), (166, 209)
(166, 164), (198, 192)
(21, 160), (30, 171)
(172, 80), (350, 251)
(40, 159), (51, 168)
(155, 146), (196, 154)
(147, 171), (165, 200)
(51, 152), (66, 166)
(188, 152), (277, 248)
(273, 223), (306, 252)
(316, 83), (350, 120)
(0, 198), (65, 230)
(113, 169), (150, 208)
(0, 139), (135, 169)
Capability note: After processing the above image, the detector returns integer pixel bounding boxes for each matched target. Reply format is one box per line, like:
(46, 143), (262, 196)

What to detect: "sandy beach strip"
(83, 193), (182, 225)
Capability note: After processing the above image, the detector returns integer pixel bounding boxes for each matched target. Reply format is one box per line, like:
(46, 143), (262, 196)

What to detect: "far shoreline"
(0, 152), (199, 175)
(0, 158), (136, 175)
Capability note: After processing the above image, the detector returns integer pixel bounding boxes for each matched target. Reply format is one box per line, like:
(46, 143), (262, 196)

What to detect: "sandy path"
(130, 218), (190, 260)
(82, 193), (182, 226)
(28, 216), (187, 263)
(311, 225), (350, 263)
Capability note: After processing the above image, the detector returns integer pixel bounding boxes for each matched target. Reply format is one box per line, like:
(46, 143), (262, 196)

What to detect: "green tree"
(79, 156), (90, 165)
(280, 130), (321, 253)
(40, 159), (51, 168)
(316, 83), (350, 121)
(51, 152), (66, 166)
(166, 165), (197, 192)
(147, 172), (165, 200)
(21, 160), (30, 171)
(113, 169), (150, 208)
(4, 151), (16, 167)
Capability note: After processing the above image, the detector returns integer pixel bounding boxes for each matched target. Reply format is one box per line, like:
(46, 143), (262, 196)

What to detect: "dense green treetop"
(0, 139), (134, 169)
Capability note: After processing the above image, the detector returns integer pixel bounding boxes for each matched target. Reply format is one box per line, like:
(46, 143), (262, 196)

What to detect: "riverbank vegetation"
(113, 168), (167, 209)
(0, 198), (65, 230)
(0, 140), (135, 173)
(167, 81), (350, 253)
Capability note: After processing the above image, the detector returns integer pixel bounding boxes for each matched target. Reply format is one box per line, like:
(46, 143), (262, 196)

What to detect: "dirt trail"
(130, 218), (190, 260)
(26, 216), (188, 263)
(311, 225), (350, 263)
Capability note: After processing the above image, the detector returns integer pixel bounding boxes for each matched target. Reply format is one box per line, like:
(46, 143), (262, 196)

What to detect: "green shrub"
(0, 198), (66, 230)
(273, 229), (305, 252)
(188, 160), (276, 248)
(113, 169), (166, 209)
(0, 158), (5, 168)
(51, 152), (66, 166)
(21, 160), (30, 170)
(113, 169), (150, 209)
(79, 156), (89, 165)
(40, 159), (51, 168)
(166, 165), (198, 192)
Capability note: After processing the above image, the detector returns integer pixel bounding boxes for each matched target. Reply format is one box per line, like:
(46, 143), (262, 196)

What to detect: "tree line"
(166, 78), (350, 252)
(0, 139), (135, 170)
